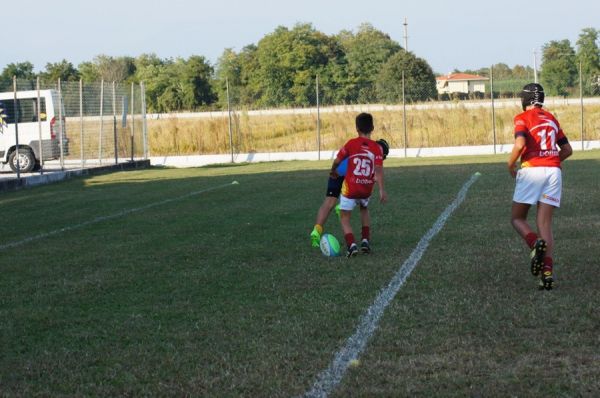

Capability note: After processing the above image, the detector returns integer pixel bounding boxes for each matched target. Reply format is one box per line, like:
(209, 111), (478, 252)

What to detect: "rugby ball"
(320, 233), (341, 257)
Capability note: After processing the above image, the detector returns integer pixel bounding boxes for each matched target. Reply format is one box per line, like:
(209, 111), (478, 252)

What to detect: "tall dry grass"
(64, 119), (144, 162)
(145, 104), (600, 155)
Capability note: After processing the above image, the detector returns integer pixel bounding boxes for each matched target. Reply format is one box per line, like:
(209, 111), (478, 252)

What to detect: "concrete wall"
(149, 141), (600, 168)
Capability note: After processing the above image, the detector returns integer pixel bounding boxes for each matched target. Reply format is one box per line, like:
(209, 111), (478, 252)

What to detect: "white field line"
(303, 172), (481, 398)
(0, 181), (239, 252)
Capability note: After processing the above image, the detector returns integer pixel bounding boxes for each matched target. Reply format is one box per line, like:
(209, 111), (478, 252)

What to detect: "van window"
(0, 98), (47, 124)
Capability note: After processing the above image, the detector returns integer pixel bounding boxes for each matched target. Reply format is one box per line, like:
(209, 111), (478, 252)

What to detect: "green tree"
(178, 55), (215, 109)
(92, 55), (136, 82)
(455, 67), (487, 76)
(78, 61), (100, 82)
(375, 51), (437, 103)
(576, 27), (600, 95)
(247, 23), (344, 107)
(236, 45), (262, 106)
(214, 48), (242, 108)
(134, 53), (164, 70)
(135, 55), (215, 112)
(490, 63), (512, 80)
(511, 64), (534, 80)
(134, 56), (171, 112)
(0, 62), (36, 90)
(337, 23), (402, 102)
(1, 62), (36, 80)
(39, 59), (79, 83)
(540, 39), (577, 96)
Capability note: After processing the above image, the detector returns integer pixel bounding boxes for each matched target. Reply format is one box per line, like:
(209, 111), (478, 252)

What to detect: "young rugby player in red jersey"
(309, 138), (389, 248)
(508, 83), (572, 290)
(329, 113), (387, 258)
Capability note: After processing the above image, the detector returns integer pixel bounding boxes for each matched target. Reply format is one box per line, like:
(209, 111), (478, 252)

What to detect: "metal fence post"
(36, 77), (44, 173)
(99, 79), (104, 164)
(490, 65), (497, 154)
(57, 78), (65, 170)
(141, 82), (148, 159)
(12, 76), (21, 178)
(80, 79), (85, 167)
(130, 82), (135, 161)
(579, 60), (584, 150)
(316, 75), (321, 161)
(533, 49), (538, 84)
(402, 71), (407, 158)
(226, 78), (233, 163)
(112, 81), (118, 165)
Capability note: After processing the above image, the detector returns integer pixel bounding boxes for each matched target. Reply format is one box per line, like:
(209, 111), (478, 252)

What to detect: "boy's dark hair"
(355, 113), (374, 134)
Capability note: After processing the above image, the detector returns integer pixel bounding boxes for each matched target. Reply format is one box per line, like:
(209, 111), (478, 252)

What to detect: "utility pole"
(533, 49), (538, 83)
(403, 18), (409, 51)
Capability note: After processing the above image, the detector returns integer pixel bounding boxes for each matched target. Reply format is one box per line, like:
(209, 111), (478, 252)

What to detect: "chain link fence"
(144, 66), (599, 160)
(4, 65), (596, 170)
(0, 78), (147, 176)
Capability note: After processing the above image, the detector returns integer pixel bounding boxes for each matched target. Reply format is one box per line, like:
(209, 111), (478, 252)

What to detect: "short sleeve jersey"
(513, 107), (568, 168)
(335, 137), (384, 199)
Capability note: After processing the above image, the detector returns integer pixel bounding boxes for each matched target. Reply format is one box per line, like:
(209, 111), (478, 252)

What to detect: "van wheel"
(8, 148), (36, 173)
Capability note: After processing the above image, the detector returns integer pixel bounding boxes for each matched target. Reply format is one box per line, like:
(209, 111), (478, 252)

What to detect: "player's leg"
(512, 202), (546, 276)
(359, 202), (371, 253)
(315, 196), (338, 227)
(536, 203), (555, 290)
(536, 167), (562, 290)
(536, 202), (555, 257)
(311, 196), (337, 247)
(511, 201), (533, 239)
(339, 195), (358, 257)
(311, 176), (344, 247)
(512, 168), (546, 276)
(341, 210), (358, 257)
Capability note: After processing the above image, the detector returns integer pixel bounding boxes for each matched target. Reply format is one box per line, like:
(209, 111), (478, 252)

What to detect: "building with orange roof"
(436, 73), (489, 94)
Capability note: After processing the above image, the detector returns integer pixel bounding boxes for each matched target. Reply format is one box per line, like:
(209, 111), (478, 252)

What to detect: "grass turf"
(0, 151), (598, 396)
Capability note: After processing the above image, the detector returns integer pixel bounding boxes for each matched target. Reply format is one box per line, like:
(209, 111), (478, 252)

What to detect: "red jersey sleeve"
(514, 114), (528, 138)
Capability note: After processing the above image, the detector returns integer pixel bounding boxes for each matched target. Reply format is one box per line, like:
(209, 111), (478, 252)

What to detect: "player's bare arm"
(507, 136), (526, 178)
(329, 158), (341, 178)
(375, 165), (387, 203)
(559, 142), (573, 162)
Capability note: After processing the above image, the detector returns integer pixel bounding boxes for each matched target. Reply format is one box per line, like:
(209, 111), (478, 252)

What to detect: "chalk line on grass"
(0, 181), (239, 252)
(303, 172), (481, 398)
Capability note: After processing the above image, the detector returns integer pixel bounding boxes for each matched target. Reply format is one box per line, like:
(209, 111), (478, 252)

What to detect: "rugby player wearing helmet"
(508, 83), (573, 290)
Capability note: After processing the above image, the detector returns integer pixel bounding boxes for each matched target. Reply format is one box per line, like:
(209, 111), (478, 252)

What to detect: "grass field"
(1, 151), (599, 396)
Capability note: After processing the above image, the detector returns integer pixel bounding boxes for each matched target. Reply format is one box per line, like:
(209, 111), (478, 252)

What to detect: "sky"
(2, 0), (599, 74)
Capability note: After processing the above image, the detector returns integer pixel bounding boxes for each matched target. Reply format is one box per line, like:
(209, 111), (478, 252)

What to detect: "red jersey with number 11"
(336, 137), (383, 199)
(513, 108), (568, 168)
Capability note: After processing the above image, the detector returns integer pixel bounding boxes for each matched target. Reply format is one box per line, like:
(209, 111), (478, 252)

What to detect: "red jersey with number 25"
(514, 108), (568, 168)
(336, 137), (384, 199)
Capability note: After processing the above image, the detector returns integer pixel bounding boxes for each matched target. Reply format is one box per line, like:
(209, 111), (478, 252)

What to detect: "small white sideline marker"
(0, 181), (239, 252)
(303, 172), (481, 398)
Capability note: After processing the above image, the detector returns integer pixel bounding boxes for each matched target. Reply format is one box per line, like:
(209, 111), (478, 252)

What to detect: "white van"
(0, 89), (69, 172)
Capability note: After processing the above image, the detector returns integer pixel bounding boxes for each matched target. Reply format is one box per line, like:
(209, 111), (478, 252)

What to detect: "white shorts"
(339, 194), (370, 211)
(513, 167), (562, 207)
